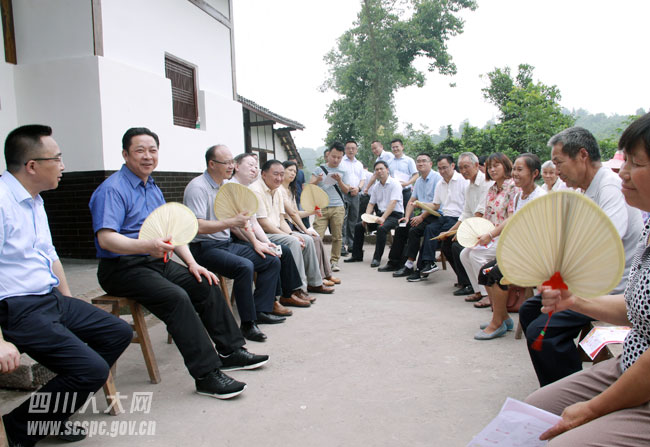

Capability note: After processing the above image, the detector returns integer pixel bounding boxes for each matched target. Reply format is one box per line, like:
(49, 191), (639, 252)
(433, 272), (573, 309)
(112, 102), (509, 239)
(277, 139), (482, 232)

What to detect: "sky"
(233, 0), (650, 150)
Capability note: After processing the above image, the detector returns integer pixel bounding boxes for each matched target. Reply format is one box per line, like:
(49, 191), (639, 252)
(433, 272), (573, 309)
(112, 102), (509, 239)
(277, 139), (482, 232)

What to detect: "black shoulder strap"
(320, 165), (344, 201)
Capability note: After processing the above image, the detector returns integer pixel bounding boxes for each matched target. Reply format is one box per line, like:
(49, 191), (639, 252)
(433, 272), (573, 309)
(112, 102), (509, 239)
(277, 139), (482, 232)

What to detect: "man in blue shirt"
(90, 127), (268, 400)
(381, 153), (441, 279)
(0, 125), (132, 447)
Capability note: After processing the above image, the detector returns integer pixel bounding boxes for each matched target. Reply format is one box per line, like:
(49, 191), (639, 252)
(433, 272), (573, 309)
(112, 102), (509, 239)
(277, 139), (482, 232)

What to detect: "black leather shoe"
(240, 322), (267, 342)
(256, 312), (286, 324)
(453, 285), (474, 296)
(406, 270), (425, 282)
(392, 266), (413, 278)
(370, 259), (380, 268)
(378, 263), (400, 272)
(344, 257), (363, 263)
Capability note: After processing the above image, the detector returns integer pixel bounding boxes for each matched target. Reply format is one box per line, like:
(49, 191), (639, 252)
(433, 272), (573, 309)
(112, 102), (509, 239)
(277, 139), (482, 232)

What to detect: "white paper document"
(322, 172), (339, 186)
(467, 398), (561, 447)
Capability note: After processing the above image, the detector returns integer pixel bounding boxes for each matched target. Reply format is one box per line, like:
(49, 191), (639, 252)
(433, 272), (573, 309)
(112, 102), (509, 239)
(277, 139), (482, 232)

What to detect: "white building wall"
(6, 0), (244, 174)
(12, 0), (94, 64)
(274, 133), (288, 163)
(0, 52), (18, 173)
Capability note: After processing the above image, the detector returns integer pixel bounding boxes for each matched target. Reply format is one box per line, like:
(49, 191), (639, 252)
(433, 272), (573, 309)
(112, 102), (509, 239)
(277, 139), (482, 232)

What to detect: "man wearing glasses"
(184, 144), (283, 343)
(0, 125), (133, 446)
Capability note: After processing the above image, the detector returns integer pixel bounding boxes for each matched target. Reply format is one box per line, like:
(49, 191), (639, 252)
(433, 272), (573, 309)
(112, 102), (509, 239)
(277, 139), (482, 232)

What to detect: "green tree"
(322, 0), (477, 160)
(481, 64), (575, 160)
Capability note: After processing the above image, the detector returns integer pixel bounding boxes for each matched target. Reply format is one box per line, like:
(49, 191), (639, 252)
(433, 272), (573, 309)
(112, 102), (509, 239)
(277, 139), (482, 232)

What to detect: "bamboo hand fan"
(213, 182), (259, 221)
(361, 213), (379, 224)
(138, 202), (199, 252)
(414, 201), (441, 217)
(300, 184), (329, 213)
(496, 190), (625, 351)
(457, 217), (495, 248)
(430, 229), (457, 241)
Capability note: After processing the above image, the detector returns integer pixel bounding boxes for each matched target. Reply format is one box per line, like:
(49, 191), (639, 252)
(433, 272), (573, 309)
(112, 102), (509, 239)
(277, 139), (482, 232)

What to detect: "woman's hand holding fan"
(300, 184), (329, 217)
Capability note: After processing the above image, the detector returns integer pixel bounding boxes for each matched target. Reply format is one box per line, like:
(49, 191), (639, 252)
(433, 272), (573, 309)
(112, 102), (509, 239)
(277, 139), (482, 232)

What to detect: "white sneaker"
(331, 262), (340, 272)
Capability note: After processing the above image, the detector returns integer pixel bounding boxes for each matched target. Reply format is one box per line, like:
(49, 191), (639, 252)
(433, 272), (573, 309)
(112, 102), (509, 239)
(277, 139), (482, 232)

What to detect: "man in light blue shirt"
(0, 125), (132, 446)
(388, 138), (418, 206)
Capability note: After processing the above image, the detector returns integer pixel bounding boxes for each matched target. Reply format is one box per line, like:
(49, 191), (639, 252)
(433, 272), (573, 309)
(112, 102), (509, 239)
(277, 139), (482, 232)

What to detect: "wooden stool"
(438, 251), (447, 270)
(91, 295), (161, 415)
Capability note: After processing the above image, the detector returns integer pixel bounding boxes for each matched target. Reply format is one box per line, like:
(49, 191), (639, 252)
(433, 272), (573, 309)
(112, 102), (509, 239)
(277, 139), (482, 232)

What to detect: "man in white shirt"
(438, 152), (492, 296)
(344, 161), (404, 267)
(388, 138), (418, 206)
(340, 140), (365, 256)
(407, 155), (469, 282)
(371, 140), (394, 164)
(520, 127), (643, 386)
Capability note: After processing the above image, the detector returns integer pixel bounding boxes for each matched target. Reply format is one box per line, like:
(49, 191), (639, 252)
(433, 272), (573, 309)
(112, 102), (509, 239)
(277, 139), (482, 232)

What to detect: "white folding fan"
(496, 190), (624, 299)
(213, 182), (259, 221)
(138, 203), (199, 262)
(361, 213), (380, 224)
(414, 201), (441, 217)
(300, 184), (329, 213)
(456, 217), (495, 248)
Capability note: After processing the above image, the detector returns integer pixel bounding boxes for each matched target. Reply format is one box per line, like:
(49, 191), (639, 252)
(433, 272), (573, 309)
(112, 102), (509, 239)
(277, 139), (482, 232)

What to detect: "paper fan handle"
(531, 272), (568, 351)
(163, 238), (172, 263)
(314, 205), (322, 217)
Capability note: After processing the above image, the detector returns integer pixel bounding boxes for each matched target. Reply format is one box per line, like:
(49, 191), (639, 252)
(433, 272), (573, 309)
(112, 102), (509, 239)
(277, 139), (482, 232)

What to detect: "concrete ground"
(1, 248), (541, 447)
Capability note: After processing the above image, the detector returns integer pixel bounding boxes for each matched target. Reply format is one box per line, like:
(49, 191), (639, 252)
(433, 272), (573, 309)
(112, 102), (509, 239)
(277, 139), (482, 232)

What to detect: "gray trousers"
(268, 233), (323, 290)
(525, 356), (650, 446)
(342, 192), (360, 248)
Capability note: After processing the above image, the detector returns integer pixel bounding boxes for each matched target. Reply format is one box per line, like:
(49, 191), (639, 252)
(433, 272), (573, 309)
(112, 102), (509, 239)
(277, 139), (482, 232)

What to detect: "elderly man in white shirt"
(344, 160), (404, 267)
(438, 152), (492, 296)
(340, 140), (366, 255)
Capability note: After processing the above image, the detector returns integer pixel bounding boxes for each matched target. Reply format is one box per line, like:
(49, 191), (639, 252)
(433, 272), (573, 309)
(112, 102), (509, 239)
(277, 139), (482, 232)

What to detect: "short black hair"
(374, 160), (389, 170)
(478, 155), (488, 166)
(437, 154), (454, 165)
(234, 152), (256, 165)
(261, 159), (283, 173)
(329, 141), (345, 152)
(122, 127), (159, 152)
(390, 138), (403, 146)
(5, 124), (52, 173)
(415, 153), (432, 162)
(619, 112), (650, 159)
(345, 139), (358, 147)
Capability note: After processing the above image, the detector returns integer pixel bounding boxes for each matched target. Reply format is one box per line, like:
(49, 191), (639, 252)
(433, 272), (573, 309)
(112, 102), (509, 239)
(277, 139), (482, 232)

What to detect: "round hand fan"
(415, 201), (441, 217)
(457, 217), (495, 248)
(361, 213), (379, 224)
(496, 190), (624, 298)
(300, 184), (329, 212)
(138, 202), (198, 246)
(213, 182), (259, 221)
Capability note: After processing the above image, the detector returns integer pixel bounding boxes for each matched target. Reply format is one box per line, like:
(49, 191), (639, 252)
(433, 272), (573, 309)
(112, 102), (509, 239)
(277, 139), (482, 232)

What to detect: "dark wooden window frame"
(165, 53), (200, 129)
(1, 0), (16, 63)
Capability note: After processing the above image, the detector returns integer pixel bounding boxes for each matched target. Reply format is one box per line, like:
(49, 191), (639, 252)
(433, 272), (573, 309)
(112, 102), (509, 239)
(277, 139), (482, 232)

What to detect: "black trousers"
(98, 256), (245, 379)
(276, 243), (303, 296)
(387, 214), (438, 265)
(190, 239), (280, 321)
(351, 211), (403, 261)
(519, 295), (593, 387)
(440, 238), (471, 287)
(420, 216), (459, 264)
(0, 291), (132, 446)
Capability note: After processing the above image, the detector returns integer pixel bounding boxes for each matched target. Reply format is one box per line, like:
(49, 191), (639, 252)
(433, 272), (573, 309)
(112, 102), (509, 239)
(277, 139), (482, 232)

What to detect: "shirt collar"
(1, 170), (41, 204)
(203, 170), (226, 189)
(472, 170), (485, 186)
(120, 164), (155, 189)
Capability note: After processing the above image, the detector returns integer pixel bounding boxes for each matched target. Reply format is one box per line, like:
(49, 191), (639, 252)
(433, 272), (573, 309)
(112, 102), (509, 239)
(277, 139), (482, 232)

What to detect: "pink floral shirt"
(483, 178), (519, 226)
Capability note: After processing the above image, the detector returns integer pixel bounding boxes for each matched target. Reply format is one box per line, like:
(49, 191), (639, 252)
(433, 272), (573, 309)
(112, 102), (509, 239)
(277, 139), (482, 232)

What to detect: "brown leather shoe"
(296, 289), (317, 303)
(307, 284), (335, 294)
(325, 276), (341, 284)
(280, 294), (311, 308)
(322, 278), (335, 287)
(272, 300), (293, 317)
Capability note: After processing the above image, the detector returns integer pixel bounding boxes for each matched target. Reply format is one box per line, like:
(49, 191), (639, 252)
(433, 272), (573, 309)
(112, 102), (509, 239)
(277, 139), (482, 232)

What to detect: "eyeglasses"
(25, 155), (63, 165)
(210, 159), (235, 165)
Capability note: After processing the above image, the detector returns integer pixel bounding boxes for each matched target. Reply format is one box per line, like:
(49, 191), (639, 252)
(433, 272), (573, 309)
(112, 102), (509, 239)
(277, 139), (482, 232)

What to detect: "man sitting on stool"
(345, 161), (404, 267)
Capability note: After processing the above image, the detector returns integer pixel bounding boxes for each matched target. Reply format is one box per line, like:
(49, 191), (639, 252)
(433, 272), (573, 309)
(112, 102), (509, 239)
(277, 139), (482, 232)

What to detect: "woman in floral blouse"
(460, 153), (518, 307)
(526, 112), (650, 446)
